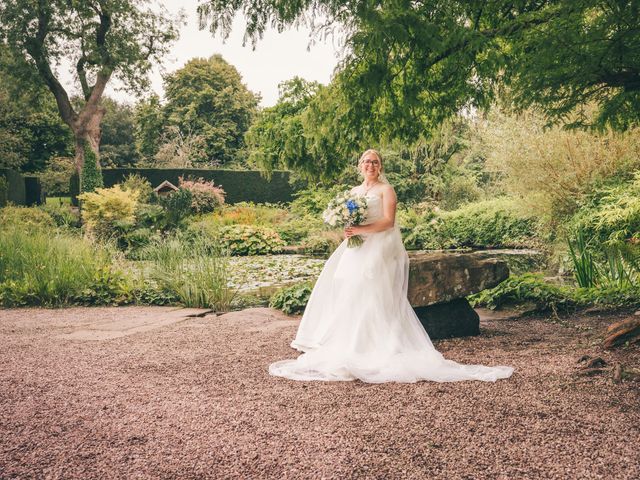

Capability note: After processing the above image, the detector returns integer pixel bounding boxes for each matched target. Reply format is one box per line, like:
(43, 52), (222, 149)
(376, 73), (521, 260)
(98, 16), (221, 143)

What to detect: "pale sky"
(61, 0), (343, 107)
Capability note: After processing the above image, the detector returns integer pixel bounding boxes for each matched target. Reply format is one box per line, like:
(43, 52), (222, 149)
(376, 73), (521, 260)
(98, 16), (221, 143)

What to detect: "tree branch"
(25, 1), (77, 126)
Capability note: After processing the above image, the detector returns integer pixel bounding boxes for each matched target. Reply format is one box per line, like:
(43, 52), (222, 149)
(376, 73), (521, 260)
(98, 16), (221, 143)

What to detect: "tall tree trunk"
(73, 103), (106, 193)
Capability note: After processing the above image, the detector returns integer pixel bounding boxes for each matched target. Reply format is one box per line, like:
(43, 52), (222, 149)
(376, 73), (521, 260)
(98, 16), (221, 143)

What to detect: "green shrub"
(468, 273), (575, 312)
(572, 285), (640, 310)
(121, 173), (154, 203)
(405, 198), (539, 250)
(302, 231), (343, 256)
(469, 273), (640, 314)
(569, 173), (640, 245)
(269, 282), (313, 314)
(0, 226), (134, 306)
(39, 203), (80, 229)
(158, 188), (193, 228)
(290, 184), (348, 216)
(80, 146), (104, 193)
(276, 214), (324, 244)
(78, 185), (139, 239)
(218, 224), (285, 255)
(0, 206), (56, 230)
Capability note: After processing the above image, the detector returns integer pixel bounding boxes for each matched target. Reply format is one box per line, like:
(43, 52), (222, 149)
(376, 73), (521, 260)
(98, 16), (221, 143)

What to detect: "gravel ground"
(0, 306), (639, 479)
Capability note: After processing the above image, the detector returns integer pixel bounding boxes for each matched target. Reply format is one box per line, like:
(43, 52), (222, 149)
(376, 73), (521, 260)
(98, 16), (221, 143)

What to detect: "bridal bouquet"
(322, 191), (368, 248)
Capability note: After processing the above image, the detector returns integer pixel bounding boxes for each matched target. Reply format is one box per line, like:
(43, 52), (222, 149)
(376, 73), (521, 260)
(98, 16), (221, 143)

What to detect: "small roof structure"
(153, 180), (179, 196)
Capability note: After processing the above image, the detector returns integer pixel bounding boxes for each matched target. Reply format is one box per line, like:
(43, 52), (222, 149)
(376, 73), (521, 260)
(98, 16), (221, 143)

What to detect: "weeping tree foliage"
(199, 0), (640, 141)
(245, 77), (320, 177)
(0, 0), (182, 191)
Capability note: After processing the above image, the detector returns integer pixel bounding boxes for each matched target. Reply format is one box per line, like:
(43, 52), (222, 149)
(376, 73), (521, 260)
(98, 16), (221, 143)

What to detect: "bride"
(269, 149), (514, 383)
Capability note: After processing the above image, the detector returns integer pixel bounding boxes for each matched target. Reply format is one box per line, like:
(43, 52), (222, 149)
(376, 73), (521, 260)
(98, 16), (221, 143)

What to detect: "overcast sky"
(59, 0), (343, 107)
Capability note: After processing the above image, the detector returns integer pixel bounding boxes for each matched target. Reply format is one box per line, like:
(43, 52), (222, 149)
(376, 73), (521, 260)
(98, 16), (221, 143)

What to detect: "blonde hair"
(357, 149), (389, 184)
(358, 149), (383, 168)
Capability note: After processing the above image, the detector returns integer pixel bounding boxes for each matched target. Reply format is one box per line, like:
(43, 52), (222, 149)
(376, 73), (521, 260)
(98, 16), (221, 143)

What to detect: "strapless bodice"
(364, 194), (383, 224)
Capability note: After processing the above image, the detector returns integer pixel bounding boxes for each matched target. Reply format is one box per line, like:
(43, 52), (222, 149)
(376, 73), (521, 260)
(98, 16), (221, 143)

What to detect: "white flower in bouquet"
(322, 191), (368, 247)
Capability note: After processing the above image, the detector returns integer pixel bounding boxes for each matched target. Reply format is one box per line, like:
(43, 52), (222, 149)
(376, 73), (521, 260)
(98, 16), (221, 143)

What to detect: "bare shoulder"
(380, 183), (397, 198)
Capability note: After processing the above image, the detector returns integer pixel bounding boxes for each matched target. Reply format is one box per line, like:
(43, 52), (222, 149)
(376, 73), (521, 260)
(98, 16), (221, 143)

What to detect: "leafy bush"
(78, 185), (139, 239)
(468, 273), (575, 313)
(80, 146), (104, 193)
(0, 206), (55, 230)
(269, 282), (313, 314)
(302, 231), (343, 256)
(481, 108), (640, 226)
(276, 214), (324, 244)
(143, 235), (234, 311)
(290, 184), (348, 216)
(201, 202), (289, 227)
(121, 173), (154, 203)
(0, 226), (134, 306)
(39, 203), (80, 229)
(469, 273), (640, 314)
(40, 156), (75, 196)
(218, 224), (285, 255)
(158, 188), (193, 228)
(179, 176), (226, 214)
(405, 198), (539, 250)
(569, 173), (640, 245)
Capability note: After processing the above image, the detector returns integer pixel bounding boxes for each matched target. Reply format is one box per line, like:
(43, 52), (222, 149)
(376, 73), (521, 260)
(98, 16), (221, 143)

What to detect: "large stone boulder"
(407, 252), (509, 339)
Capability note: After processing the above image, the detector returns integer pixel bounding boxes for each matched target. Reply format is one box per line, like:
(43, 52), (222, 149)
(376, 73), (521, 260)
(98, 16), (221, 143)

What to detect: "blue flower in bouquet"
(322, 191), (368, 248)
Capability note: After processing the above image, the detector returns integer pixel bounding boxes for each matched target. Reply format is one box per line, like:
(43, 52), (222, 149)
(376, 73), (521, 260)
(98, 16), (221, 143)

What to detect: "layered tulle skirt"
(269, 227), (514, 383)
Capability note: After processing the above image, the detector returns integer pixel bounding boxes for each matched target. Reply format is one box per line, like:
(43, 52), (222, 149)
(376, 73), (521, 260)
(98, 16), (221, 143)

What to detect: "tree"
(0, 0), (181, 190)
(198, 0), (640, 137)
(163, 54), (259, 165)
(99, 97), (139, 167)
(0, 45), (72, 171)
(245, 77), (320, 177)
(134, 94), (164, 161)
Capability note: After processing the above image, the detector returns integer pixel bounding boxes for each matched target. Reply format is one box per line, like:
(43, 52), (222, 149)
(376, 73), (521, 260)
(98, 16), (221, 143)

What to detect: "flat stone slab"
(408, 251), (509, 307)
(56, 307), (214, 341)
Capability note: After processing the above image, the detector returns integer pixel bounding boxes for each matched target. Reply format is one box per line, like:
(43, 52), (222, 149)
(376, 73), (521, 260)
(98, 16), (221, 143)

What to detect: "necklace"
(362, 180), (379, 195)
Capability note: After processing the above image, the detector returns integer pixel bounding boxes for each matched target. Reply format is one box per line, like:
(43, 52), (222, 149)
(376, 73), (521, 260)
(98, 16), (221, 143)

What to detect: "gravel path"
(1, 306), (638, 479)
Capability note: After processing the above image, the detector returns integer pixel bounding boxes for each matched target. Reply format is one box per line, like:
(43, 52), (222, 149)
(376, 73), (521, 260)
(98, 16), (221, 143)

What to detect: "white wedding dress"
(269, 193), (514, 383)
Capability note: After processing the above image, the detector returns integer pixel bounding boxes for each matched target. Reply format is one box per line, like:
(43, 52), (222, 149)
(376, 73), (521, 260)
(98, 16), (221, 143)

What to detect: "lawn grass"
(45, 196), (71, 206)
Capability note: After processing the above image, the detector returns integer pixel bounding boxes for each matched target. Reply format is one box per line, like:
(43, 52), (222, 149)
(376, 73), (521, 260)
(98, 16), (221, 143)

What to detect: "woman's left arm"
(346, 185), (397, 236)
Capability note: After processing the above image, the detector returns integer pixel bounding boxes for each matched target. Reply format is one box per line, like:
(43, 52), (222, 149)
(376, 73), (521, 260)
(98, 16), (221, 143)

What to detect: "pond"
(230, 248), (547, 301)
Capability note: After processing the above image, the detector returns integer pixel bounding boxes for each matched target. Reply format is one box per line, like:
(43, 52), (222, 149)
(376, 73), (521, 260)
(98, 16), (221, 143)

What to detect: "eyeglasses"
(362, 159), (380, 166)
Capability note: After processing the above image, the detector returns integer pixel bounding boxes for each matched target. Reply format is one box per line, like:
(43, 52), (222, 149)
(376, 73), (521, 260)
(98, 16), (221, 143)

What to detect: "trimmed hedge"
(0, 169), (26, 206)
(70, 168), (295, 205)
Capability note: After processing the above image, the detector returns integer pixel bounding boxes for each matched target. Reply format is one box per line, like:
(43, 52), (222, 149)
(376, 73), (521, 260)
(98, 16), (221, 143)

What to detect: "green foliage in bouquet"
(269, 282), (313, 314)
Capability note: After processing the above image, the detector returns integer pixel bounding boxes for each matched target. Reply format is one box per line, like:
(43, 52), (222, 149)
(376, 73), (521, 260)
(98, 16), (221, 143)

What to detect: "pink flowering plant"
(178, 177), (226, 214)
